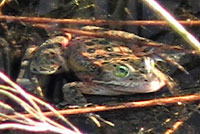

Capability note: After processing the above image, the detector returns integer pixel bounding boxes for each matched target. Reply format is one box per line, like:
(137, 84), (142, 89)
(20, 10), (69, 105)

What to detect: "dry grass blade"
(0, 72), (43, 118)
(0, 87), (39, 118)
(0, 71), (81, 134)
(141, 0), (200, 53)
(0, 74), (79, 132)
(0, 123), (80, 134)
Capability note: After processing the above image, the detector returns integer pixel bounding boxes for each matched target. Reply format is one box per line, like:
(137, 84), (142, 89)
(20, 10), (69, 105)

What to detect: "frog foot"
(62, 82), (88, 106)
(62, 82), (114, 127)
(88, 113), (114, 127)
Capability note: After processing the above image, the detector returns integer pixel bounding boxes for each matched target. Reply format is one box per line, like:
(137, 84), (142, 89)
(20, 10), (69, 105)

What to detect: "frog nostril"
(113, 64), (117, 67)
(139, 70), (146, 74)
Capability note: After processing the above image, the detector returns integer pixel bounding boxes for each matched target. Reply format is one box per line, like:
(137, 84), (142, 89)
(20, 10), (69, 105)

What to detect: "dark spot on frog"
(44, 43), (61, 49)
(90, 66), (96, 72)
(109, 53), (122, 57)
(91, 39), (100, 42)
(95, 55), (105, 59)
(121, 58), (129, 61)
(32, 68), (37, 72)
(38, 67), (47, 72)
(143, 47), (151, 52)
(138, 68), (148, 74)
(99, 40), (110, 45)
(87, 48), (96, 53)
(130, 60), (141, 67)
(102, 62), (109, 65)
(88, 65), (102, 74)
(85, 41), (95, 46)
(48, 51), (57, 57)
(105, 47), (113, 52)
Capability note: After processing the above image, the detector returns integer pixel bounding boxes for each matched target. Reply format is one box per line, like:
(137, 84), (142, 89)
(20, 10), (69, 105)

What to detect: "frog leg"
(16, 44), (45, 98)
(62, 82), (88, 106)
(62, 82), (114, 127)
(20, 35), (71, 97)
(30, 36), (69, 75)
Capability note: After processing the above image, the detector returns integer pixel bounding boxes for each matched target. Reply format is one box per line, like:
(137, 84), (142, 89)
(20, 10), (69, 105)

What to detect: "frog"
(29, 27), (167, 103)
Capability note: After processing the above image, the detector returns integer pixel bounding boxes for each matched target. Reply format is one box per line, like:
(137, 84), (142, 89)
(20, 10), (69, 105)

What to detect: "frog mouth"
(92, 77), (165, 94)
(89, 68), (167, 95)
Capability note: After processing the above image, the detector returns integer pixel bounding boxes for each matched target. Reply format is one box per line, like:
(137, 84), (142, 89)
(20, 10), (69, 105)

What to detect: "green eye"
(115, 65), (129, 78)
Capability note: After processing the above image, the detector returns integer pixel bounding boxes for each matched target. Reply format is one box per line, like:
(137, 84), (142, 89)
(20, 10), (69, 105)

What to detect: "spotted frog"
(30, 28), (166, 98)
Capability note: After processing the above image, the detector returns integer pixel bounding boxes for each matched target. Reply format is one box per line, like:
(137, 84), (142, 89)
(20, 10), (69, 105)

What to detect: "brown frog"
(29, 28), (166, 99)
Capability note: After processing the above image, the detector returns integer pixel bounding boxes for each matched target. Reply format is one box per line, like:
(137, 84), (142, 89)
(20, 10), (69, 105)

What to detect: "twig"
(1, 93), (200, 121)
(164, 121), (183, 134)
(34, 24), (187, 52)
(0, 15), (200, 26)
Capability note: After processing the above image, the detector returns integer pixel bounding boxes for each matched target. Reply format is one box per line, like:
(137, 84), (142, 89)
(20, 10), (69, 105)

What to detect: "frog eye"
(115, 65), (129, 78)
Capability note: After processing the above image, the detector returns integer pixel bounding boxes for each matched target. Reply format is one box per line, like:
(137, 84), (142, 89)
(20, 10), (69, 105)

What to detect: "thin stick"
(0, 15), (199, 26)
(34, 24), (185, 51)
(1, 93), (200, 121)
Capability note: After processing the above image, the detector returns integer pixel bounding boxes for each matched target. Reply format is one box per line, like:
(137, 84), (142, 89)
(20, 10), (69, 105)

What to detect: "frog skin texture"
(30, 30), (166, 98)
